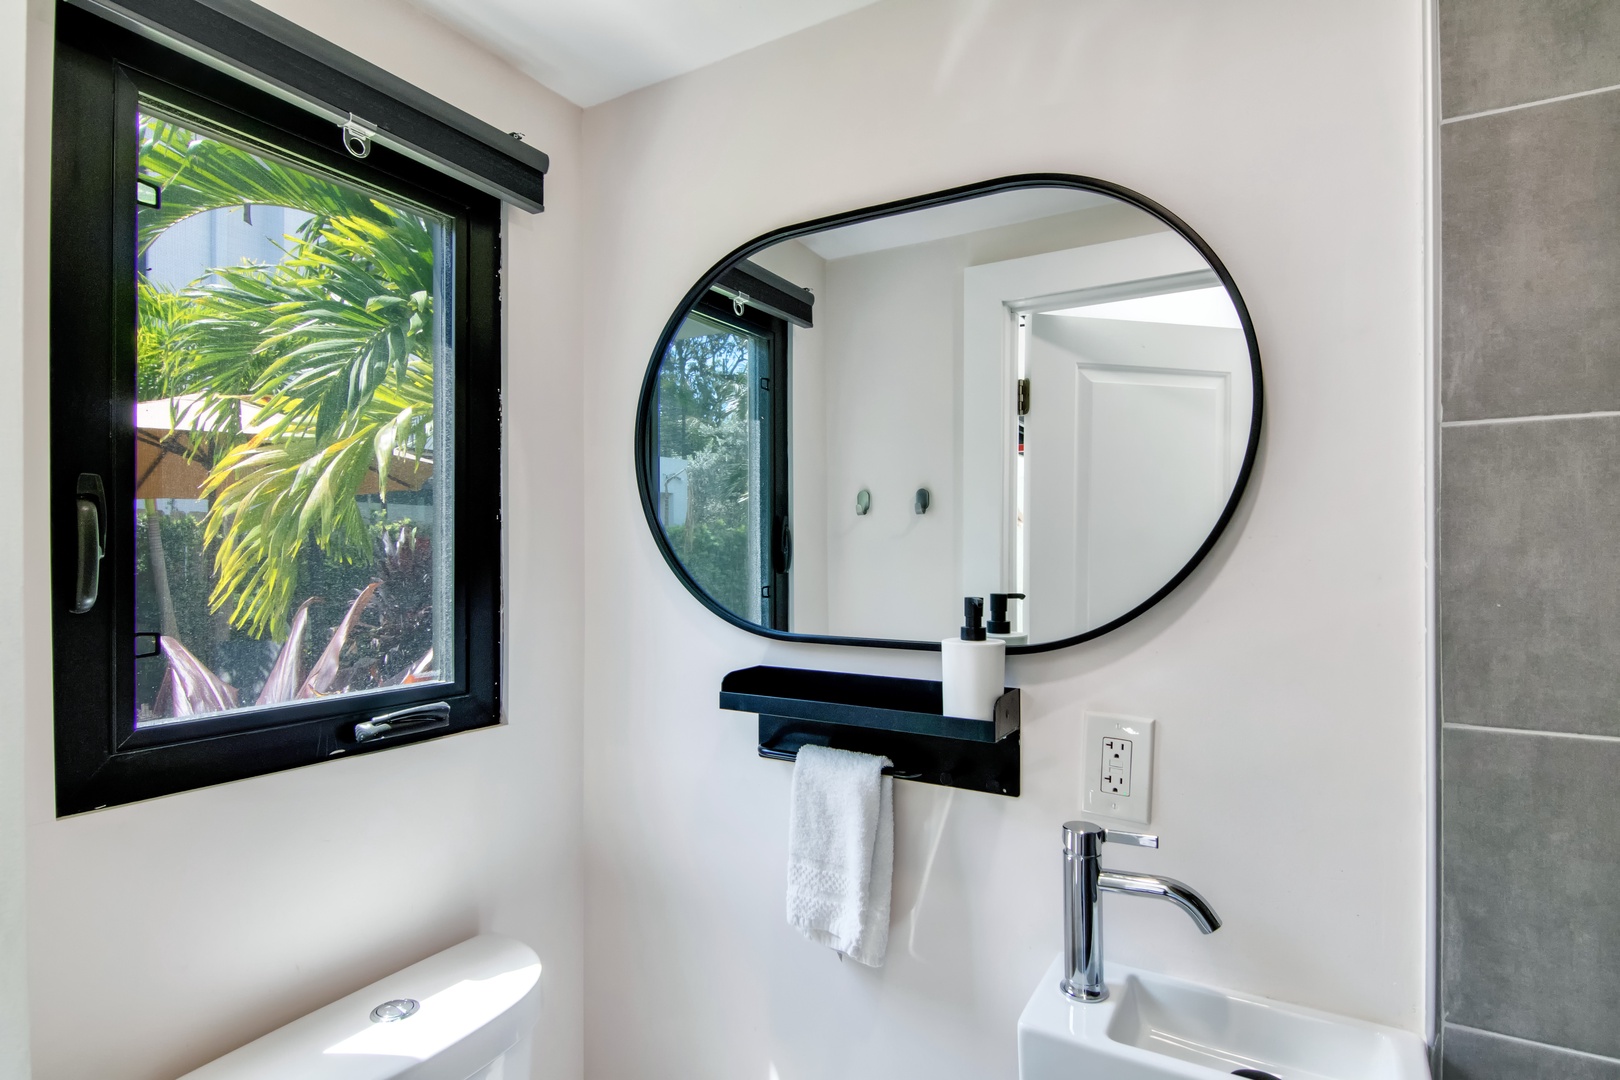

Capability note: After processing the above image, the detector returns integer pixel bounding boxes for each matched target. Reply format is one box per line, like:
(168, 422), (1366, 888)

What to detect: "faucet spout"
(1098, 870), (1222, 934)
(1059, 821), (1220, 1003)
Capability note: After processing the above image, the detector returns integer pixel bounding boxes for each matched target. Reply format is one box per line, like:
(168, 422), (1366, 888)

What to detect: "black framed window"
(51, 4), (504, 814)
(651, 292), (791, 630)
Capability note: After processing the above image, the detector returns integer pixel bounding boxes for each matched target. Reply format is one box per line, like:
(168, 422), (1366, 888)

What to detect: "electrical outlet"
(1082, 712), (1155, 824)
(1100, 737), (1132, 795)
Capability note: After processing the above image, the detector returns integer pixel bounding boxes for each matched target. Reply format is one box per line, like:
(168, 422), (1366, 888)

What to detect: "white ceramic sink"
(1018, 957), (1429, 1080)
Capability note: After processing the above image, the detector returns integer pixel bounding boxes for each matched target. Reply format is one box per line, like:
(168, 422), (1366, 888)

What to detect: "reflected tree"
(657, 323), (756, 616)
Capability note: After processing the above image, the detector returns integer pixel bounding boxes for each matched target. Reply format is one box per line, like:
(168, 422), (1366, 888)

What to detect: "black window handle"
(71, 473), (106, 614)
(353, 701), (451, 743)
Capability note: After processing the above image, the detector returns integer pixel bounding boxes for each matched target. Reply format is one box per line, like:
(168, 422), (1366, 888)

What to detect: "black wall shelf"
(719, 666), (1020, 797)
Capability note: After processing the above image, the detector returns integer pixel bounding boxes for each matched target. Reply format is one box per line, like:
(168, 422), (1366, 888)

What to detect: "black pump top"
(960, 597), (986, 641)
(987, 592), (1025, 635)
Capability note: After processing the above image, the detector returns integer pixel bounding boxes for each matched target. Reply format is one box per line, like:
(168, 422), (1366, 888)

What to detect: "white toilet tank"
(178, 935), (542, 1080)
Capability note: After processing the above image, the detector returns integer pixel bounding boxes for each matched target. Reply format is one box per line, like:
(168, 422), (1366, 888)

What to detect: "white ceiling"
(405, 0), (884, 107)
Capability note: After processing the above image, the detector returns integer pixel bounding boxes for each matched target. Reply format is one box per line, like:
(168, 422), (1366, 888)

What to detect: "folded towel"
(786, 745), (894, 967)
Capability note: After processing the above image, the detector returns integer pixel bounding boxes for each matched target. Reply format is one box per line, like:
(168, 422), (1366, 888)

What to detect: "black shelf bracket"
(719, 666), (1020, 797)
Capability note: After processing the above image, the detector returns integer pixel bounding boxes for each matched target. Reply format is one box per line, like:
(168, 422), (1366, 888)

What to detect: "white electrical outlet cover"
(1082, 712), (1155, 824)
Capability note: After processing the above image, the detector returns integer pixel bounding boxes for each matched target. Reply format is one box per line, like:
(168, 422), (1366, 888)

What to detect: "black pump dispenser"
(987, 593), (1025, 635)
(960, 597), (987, 641)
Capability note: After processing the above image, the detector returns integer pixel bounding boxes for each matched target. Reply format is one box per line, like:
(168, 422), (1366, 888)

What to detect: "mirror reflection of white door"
(1022, 306), (1248, 638)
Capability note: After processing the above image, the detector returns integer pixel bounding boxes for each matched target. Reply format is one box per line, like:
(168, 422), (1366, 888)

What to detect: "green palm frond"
(137, 281), (200, 399)
(136, 118), (392, 255)
(140, 114), (444, 638)
(201, 428), (378, 635)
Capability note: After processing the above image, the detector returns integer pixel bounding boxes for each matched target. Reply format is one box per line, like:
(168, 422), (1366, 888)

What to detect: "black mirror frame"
(634, 173), (1264, 655)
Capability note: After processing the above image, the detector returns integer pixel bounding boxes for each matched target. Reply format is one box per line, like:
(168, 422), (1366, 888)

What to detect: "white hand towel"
(786, 744), (894, 967)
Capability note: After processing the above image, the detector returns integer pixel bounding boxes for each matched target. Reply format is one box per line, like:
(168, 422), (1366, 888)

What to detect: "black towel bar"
(756, 742), (923, 779)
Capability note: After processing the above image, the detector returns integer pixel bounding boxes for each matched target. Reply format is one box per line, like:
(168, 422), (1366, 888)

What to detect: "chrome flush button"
(370, 998), (420, 1023)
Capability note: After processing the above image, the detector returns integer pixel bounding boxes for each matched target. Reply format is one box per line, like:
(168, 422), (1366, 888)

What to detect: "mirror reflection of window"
(655, 298), (789, 628)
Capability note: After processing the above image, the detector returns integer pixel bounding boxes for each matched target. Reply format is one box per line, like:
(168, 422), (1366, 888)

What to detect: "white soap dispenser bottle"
(942, 596), (1005, 721)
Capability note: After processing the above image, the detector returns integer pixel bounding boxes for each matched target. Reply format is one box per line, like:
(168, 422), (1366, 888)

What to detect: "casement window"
(50, 0), (545, 814)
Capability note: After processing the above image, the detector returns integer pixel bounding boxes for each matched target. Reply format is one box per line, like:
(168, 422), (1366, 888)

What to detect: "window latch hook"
(732, 291), (749, 317)
(342, 113), (376, 159)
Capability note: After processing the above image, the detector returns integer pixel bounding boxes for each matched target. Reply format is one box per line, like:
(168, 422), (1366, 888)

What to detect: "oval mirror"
(635, 175), (1262, 653)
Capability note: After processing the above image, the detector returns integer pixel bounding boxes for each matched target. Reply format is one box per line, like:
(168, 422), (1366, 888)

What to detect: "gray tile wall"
(1440, 1), (1620, 1075)
(1443, 1026), (1620, 1080)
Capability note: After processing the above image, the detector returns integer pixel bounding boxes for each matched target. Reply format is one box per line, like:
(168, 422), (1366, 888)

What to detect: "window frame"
(50, 4), (504, 816)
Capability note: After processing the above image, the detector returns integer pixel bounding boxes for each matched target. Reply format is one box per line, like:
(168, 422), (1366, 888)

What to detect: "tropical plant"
(155, 582), (376, 717)
(657, 319), (757, 613)
(137, 282), (195, 399)
(138, 115), (440, 639)
(133, 115), (444, 719)
(145, 522), (438, 719)
(137, 118), (390, 252)
(657, 316), (753, 460)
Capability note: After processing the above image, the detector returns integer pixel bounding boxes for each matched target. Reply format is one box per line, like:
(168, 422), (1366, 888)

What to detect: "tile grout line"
(1446, 1023), (1620, 1065)
(1441, 80), (1620, 124)
(1441, 410), (1620, 428)
(1443, 722), (1620, 745)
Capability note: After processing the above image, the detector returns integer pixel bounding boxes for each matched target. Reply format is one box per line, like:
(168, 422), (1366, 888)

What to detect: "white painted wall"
(821, 236), (961, 640)
(0, 1), (39, 1075)
(18, 4), (586, 1079)
(582, 6), (1426, 1080)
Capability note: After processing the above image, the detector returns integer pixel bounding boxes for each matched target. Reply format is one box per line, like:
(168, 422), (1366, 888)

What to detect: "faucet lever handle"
(1063, 820), (1160, 856)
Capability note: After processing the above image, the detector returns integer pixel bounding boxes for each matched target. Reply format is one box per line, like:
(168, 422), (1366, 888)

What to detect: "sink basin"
(1018, 957), (1429, 1080)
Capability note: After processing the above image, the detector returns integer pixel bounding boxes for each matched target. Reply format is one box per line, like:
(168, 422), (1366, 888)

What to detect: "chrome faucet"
(1061, 820), (1221, 1002)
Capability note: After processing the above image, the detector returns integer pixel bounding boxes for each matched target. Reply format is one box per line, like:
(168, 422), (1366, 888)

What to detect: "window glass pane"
(655, 310), (769, 623)
(134, 107), (454, 726)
